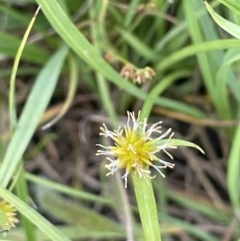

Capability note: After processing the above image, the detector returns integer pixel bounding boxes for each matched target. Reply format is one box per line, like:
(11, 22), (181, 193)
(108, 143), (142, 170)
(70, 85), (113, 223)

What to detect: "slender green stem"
(133, 70), (191, 240)
(89, 0), (118, 124)
(9, 6), (41, 133)
(132, 174), (161, 241)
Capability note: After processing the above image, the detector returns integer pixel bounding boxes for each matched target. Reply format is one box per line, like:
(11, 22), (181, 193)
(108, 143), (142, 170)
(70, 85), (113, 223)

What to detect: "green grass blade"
(159, 139), (205, 154)
(9, 6), (41, 134)
(0, 46), (68, 188)
(132, 174), (161, 241)
(156, 39), (240, 72)
(89, 0), (118, 125)
(25, 173), (112, 205)
(227, 123), (240, 208)
(124, 0), (141, 28)
(205, 1), (240, 39)
(0, 186), (71, 241)
(216, 49), (240, 105)
(117, 28), (158, 61)
(217, 0), (240, 15)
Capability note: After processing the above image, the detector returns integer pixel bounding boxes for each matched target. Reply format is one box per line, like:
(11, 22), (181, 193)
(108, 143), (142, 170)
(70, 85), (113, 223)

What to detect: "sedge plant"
(5, 0), (240, 240)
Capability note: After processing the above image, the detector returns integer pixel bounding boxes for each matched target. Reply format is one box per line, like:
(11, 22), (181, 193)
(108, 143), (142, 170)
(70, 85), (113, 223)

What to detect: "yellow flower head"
(0, 198), (18, 236)
(96, 111), (176, 187)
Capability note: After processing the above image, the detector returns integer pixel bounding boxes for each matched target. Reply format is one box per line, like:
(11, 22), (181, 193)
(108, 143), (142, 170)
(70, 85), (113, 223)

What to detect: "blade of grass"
(0, 46), (68, 188)
(9, 6), (41, 134)
(0, 186), (71, 241)
(25, 173), (112, 205)
(227, 123), (240, 208)
(216, 49), (240, 105)
(117, 28), (158, 61)
(217, 0), (240, 15)
(89, 0), (118, 124)
(124, 0), (141, 28)
(205, 1), (240, 39)
(132, 174), (161, 241)
(160, 139), (204, 154)
(156, 39), (240, 72)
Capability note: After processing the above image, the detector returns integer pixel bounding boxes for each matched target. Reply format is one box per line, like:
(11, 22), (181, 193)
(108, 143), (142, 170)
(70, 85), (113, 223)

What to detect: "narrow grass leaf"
(25, 173), (112, 205)
(217, 0), (240, 15)
(162, 139), (205, 154)
(124, 0), (141, 28)
(0, 186), (71, 241)
(216, 49), (240, 105)
(205, 1), (240, 39)
(117, 28), (158, 61)
(0, 46), (68, 188)
(89, 1), (118, 125)
(156, 39), (240, 72)
(132, 174), (161, 241)
(227, 123), (240, 208)
(9, 6), (41, 134)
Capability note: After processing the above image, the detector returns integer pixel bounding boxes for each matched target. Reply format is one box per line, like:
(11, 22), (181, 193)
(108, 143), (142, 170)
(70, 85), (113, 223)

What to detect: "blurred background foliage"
(0, 0), (240, 240)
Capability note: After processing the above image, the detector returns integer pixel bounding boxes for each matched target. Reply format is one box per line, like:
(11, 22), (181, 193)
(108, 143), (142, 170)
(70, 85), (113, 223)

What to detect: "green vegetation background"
(0, 0), (240, 240)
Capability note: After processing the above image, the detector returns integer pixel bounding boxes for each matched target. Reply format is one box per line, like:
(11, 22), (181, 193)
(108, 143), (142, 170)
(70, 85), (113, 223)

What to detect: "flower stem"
(132, 173), (162, 241)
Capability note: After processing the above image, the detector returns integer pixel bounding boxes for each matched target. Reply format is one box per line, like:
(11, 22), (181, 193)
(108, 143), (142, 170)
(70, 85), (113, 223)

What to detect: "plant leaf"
(0, 46), (68, 188)
(0, 187), (71, 241)
(217, 0), (240, 15)
(205, 1), (240, 39)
